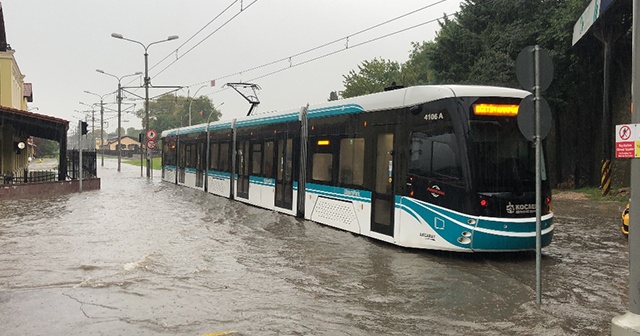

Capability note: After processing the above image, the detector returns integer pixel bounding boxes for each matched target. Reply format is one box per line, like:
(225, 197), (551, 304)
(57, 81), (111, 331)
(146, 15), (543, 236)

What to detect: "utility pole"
(612, 0), (640, 334)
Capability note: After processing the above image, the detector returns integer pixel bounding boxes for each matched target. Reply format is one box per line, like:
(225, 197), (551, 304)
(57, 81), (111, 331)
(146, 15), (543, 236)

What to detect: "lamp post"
(111, 32), (179, 178)
(96, 69), (142, 172)
(205, 102), (223, 192)
(84, 91), (112, 167)
(188, 85), (208, 126)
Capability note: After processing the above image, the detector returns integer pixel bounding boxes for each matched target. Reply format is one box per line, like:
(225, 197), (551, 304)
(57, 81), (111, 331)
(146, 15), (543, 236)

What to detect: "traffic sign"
(517, 95), (552, 141)
(516, 46), (554, 93)
(146, 139), (157, 150)
(146, 129), (157, 140)
(615, 123), (640, 158)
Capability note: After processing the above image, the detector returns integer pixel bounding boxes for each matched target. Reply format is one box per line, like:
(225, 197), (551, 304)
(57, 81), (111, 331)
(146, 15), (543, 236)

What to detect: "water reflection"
(0, 159), (630, 335)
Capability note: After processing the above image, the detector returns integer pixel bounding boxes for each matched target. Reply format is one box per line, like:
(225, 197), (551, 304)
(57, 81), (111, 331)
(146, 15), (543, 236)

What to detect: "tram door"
(371, 133), (395, 236)
(275, 135), (294, 210)
(195, 143), (204, 188)
(237, 140), (250, 199)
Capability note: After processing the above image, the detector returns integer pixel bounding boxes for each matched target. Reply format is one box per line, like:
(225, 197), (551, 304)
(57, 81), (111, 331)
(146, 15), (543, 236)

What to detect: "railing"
(66, 150), (97, 180)
(4, 169), (59, 184)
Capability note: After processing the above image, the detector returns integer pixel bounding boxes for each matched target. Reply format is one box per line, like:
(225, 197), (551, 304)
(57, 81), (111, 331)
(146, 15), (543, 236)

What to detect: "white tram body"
(161, 85), (554, 252)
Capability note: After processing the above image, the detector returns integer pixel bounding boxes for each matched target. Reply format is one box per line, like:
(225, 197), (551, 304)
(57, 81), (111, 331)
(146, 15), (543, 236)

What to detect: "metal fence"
(66, 150), (97, 180)
(6, 169), (59, 184)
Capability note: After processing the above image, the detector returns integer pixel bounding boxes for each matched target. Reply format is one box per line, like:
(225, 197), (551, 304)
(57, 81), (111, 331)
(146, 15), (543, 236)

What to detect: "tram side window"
(163, 142), (176, 165)
(410, 129), (462, 185)
(219, 143), (230, 172)
(339, 138), (364, 186)
(185, 145), (193, 168)
(210, 143), (219, 170)
(312, 153), (333, 182)
(252, 143), (262, 175)
(263, 141), (274, 178)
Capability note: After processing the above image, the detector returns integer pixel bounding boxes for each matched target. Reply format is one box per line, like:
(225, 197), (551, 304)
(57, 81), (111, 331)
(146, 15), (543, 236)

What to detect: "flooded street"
(0, 158), (630, 335)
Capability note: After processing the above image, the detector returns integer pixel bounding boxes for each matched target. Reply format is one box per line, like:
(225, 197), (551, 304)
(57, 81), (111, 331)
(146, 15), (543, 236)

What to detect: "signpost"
(516, 45), (553, 305)
(145, 129), (157, 173)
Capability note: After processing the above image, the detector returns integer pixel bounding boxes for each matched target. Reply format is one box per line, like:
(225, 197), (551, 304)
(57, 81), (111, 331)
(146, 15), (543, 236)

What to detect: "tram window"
(185, 145), (193, 168)
(252, 143), (262, 175)
(189, 144), (198, 168)
(339, 138), (364, 186)
(264, 141), (274, 178)
(409, 130), (462, 184)
(312, 153), (333, 182)
(210, 143), (219, 170)
(163, 142), (176, 165)
(178, 144), (186, 167)
(219, 143), (230, 172)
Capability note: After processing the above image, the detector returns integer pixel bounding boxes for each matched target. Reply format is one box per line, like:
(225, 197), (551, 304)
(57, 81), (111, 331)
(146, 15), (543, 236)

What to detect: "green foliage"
(126, 127), (140, 137)
(32, 137), (58, 157)
(123, 156), (162, 170)
(135, 94), (222, 135)
(402, 42), (437, 86)
(341, 58), (402, 98)
(328, 91), (340, 101)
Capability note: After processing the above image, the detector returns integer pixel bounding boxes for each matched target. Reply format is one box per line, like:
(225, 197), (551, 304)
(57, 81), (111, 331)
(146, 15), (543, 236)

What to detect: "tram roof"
(162, 85), (529, 137)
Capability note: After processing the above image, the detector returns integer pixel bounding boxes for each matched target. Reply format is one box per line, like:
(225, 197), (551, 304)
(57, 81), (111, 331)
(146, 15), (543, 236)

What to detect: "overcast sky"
(4, 0), (462, 132)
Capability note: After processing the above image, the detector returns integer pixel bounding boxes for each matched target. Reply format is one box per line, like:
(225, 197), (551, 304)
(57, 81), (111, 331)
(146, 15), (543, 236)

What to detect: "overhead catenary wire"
(149, 0), (242, 73)
(203, 12), (455, 96)
(123, 0), (454, 101)
(186, 0), (452, 90)
(152, 0), (261, 80)
(120, 0), (254, 93)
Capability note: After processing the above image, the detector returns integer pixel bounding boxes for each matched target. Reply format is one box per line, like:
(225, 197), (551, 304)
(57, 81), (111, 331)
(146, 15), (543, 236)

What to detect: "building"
(106, 135), (141, 152)
(0, 2), (71, 181)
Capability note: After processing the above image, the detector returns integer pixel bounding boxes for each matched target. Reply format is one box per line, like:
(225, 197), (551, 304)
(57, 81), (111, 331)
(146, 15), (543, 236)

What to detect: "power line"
(153, 0), (260, 79)
(248, 15), (453, 83)
(205, 12), (455, 96)
(121, 0), (250, 93)
(191, 0), (451, 90)
(149, 0), (240, 73)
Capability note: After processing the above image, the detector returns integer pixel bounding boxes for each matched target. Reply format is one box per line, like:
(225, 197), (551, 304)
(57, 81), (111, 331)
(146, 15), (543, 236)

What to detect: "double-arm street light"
(96, 69), (142, 172)
(111, 32), (179, 178)
(84, 90), (112, 167)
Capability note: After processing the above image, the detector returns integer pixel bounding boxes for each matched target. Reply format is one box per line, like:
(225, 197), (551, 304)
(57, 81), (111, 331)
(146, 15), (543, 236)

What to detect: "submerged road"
(0, 158), (630, 335)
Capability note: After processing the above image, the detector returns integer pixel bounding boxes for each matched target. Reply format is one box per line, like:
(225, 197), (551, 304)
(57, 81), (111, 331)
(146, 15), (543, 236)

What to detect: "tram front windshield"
(469, 120), (545, 193)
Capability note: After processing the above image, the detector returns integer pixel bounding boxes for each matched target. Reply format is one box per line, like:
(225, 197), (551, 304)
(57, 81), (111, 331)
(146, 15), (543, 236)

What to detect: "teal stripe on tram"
(306, 182), (371, 203)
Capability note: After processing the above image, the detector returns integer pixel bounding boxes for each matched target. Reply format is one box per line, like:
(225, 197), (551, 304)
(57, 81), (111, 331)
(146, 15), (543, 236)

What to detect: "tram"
(160, 85), (554, 252)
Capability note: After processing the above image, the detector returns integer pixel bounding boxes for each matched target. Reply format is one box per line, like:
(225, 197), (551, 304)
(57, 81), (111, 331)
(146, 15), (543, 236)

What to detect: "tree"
(401, 42), (437, 86)
(135, 94), (222, 135)
(126, 127), (139, 137)
(341, 58), (402, 98)
(32, 137), (58, 158)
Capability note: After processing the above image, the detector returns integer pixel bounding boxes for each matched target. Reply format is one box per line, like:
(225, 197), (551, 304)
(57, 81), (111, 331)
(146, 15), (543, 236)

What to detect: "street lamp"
(96, 69), (142, 172)
(84, 90), (112, 167)
(205, 102), (223, 192)
(188, 85), (208, 126)
(111, 32), (179, 178)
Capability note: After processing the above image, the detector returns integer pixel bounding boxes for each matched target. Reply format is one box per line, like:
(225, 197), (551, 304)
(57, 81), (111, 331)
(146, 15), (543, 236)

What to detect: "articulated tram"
(161, 85), (554, 252)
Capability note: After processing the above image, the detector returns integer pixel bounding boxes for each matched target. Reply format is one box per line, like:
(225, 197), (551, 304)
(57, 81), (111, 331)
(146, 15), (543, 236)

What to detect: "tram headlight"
(479, 199), (488, 207)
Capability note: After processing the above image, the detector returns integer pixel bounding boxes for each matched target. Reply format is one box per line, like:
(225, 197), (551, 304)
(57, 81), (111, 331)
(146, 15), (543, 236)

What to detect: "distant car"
(622, 203), (629, 236)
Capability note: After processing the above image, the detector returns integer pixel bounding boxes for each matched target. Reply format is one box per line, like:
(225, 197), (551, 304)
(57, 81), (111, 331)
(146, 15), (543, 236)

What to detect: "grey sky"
(4, 0), (462, 132)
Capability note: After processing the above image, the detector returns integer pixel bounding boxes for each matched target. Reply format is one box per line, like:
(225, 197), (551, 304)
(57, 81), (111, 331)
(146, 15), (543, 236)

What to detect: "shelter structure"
(0, 2), (77, 189)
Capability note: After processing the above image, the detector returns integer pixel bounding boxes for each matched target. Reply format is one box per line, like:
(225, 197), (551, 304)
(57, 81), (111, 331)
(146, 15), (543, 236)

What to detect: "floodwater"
(0, 158), (630, 335)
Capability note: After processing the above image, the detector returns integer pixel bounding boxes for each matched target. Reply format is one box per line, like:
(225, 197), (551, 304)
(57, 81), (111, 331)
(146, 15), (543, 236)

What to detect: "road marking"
(201, 332), (238, 336)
